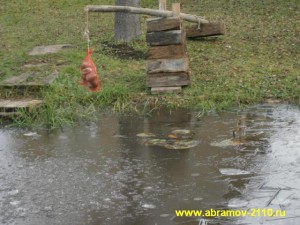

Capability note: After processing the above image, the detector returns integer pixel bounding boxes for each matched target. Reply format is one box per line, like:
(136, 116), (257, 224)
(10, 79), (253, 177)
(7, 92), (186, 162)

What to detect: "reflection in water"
(0, 104), (299, 225)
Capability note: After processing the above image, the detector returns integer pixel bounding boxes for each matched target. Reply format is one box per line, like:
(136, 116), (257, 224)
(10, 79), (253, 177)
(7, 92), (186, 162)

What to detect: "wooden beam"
(147, 58), (189, 74)
(146, 72), (190, 87)
(147, 17), (181, 32)
(147, 45), (186, 60)
(186, 22), (225, 38)
(146, 30), (185, 46)
(85, 5), (208, 24)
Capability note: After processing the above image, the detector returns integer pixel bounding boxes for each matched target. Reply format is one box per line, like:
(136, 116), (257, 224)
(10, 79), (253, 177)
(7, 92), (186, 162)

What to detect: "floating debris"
(136, 132), (156, 138)
(168, 129), (194, 139)
(141, 203), (156, 209)
(228, 198), (248, 208)
(23, 132), (38, 137)
(219, 168), (251, 176)
(112, 134), (128, 139)
(144, 138), (167, 147)
(193, 197), (203, 201)
(10, 200), (21, 206)
(211, 139), (244, 147)
(164, 140), (200, 150)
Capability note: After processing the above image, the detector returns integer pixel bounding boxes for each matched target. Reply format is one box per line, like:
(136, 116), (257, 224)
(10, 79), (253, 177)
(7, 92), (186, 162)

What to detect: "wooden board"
(147, 45), (186, 60)
(29, 44), (72, 55)
(146, 30), (185, 46)
(146, 72), (190, 87)
(151, 86), (182, 94)
(186, 22), (225, 38)
(147, 17), (181, 32)
(0, 99), (43, 117)
(147, 58), (189, 74)
(0, 72), (58, 88)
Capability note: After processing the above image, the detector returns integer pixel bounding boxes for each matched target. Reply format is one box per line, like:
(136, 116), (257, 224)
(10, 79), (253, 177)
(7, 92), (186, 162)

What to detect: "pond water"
(0, 104), (300, 225)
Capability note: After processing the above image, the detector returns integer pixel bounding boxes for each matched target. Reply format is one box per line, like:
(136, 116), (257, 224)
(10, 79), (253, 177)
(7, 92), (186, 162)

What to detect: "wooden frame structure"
(85, 1), (225, 94)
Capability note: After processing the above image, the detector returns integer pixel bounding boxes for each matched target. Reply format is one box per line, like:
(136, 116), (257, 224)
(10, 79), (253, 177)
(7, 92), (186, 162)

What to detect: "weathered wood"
(0, 99), (43, 117)
(186, 22), (225, 38)
(0, 72), (59, 88)
(146, 30), (185, 46)
(172, 3), (181, 17)
(146, 72), (190, 87)
(151, 86), (182, 94)
(147, 17), (181, 32)
(147, 58), (189, 74)
(29, 44), (72, 56)
(147, 45), (186, 60)
(159, 0), (167, 10)
(85, 5), (209, 24)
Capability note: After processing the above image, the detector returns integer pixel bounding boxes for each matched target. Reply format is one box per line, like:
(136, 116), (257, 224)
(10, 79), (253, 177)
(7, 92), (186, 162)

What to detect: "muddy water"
(0, 104), (299, 225)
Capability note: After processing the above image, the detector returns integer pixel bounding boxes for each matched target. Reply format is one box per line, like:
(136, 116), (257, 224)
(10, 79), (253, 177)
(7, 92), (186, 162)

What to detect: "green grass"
(0, 0), (299, 127)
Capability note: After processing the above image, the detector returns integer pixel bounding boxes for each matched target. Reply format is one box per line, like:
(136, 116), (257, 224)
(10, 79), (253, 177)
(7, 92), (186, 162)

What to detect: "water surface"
(0, 104), (299, 225)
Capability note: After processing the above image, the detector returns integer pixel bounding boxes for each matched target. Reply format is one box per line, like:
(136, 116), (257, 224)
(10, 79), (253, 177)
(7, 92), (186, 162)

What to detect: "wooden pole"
(159, 0), (167, 10)
(85, 5), (208, 24)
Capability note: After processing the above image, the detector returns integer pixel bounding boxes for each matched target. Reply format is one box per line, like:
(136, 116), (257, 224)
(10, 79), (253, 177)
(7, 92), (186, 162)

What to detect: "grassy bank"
(0, 0), (299, 128)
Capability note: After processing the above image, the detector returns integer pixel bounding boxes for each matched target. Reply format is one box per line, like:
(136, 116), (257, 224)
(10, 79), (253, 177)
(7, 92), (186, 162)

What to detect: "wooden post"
(172, 3), (181, 17)
(159, 0), (167, 10)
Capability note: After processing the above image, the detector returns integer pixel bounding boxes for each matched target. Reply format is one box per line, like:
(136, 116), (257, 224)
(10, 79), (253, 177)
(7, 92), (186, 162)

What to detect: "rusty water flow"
(0, 104), (299, 225)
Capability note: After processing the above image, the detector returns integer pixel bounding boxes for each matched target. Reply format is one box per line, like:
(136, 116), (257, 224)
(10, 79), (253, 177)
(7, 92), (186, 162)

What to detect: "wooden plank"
(147, 45), (186, 60)
(0, 99), (43, 117)
(146, 30), (185, 46)
(0, 99), (43, 109)
(147, 58), (189, 74)
(147, 17), (181, 32)
(186, 22), (225, 38)
(0, 72), (58, 88)
(146, 72), (190, 87)
(151, 86), (182, 94)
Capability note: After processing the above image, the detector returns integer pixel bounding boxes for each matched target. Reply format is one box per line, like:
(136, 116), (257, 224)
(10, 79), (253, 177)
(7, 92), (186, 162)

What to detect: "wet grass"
(0, 0), (299, 127)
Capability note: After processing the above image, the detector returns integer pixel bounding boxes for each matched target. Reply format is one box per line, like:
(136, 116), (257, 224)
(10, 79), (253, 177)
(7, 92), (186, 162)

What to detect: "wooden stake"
(172, 3), (181, 17)
(159, 0), (167, 10)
